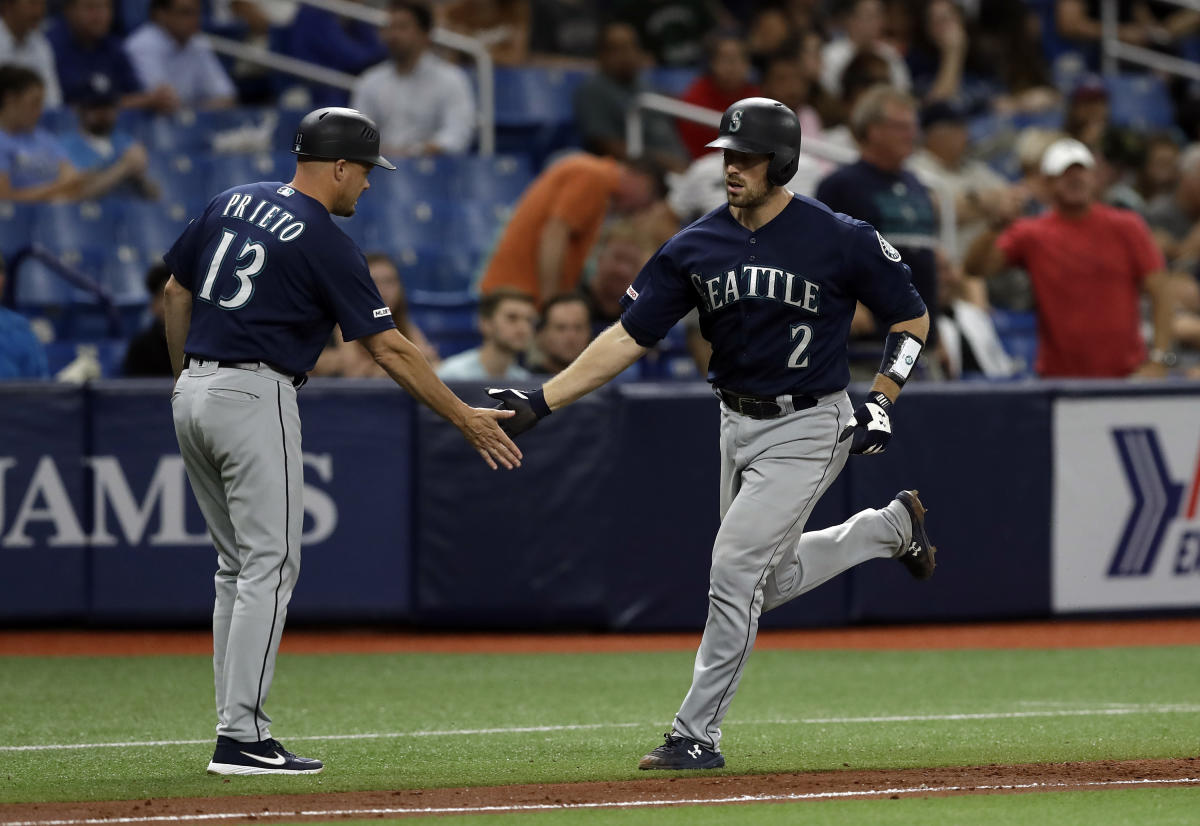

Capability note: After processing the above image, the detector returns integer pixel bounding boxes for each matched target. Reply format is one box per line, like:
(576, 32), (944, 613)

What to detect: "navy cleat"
(894, 489), (937, 580)
(638, 733), (725, 770)
(206, 736), (324, 775)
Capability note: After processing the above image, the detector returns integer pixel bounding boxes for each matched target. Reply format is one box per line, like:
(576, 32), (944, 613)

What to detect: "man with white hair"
(965, 137), (1176, 378)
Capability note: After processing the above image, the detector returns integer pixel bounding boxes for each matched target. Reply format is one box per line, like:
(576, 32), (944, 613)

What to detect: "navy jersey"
(814, 161), (937, 337)
(164, 182), (395, 377)
(619, 195), (927, 397)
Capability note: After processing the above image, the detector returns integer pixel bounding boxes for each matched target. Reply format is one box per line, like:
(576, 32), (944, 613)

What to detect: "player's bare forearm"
(543, 321), (647, 410)
(364, 328), (522, 469)
(163, 276), (193, 379)
(364, 328), (472, 425)
(871, 311), (930, 403)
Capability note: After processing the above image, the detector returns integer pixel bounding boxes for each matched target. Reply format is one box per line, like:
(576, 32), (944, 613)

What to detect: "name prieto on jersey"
(690, 265), (821, 315)
(220, 192), (307, 241)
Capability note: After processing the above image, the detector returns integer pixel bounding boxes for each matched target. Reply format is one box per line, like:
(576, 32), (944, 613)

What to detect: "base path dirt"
(3, 759), (1199, 824)
(2, 617), (1199, 657)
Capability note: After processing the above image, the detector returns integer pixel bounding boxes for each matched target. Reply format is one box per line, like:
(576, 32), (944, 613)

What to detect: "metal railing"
(205, 0), (496, 155)
(624, 92), (959, 257)
(1100, 0), (1200, 80)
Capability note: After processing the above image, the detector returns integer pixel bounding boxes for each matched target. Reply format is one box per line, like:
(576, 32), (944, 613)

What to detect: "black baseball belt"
(187, 355), (307, 389)
(717, 388), (819, 420)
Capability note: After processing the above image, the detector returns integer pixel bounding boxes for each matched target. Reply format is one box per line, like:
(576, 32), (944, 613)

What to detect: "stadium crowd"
(2, 0), (1200, 381)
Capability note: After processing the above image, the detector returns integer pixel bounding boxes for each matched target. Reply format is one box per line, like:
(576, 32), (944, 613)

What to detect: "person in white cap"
(964, 136), (1177, 379)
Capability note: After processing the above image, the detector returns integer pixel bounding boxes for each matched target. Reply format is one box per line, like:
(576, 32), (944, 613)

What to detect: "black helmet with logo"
(291, 107), (396, 170)
(706, 97), (802, 187)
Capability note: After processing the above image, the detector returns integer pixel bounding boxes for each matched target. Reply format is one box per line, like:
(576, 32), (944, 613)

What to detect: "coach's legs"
(672, 399), (849, 751)
(215, 377), (303, 742)
(177, 368), (304, 742)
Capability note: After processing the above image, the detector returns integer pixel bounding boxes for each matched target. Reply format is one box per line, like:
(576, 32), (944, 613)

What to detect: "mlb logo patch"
(625, 286), (639, 301)
(373, 307), (392, 318)
(876, 231), (902, 262)
(277, 185), (295, 197)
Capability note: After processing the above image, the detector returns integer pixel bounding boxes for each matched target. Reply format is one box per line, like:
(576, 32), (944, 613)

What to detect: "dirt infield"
(2, 617), (1199, 657)
(3, 759), (1199, 824)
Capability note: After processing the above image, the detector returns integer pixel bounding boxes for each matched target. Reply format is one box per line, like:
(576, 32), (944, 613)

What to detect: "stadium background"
(1, 0), (1197, 628)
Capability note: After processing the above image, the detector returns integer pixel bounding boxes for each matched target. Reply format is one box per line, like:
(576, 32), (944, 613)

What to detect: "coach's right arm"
(359, 329), (523, 470)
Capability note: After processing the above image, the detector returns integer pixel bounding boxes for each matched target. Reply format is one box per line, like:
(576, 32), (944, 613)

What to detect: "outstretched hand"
(460, 407), (523, 469)
(486, 388), (551, 437)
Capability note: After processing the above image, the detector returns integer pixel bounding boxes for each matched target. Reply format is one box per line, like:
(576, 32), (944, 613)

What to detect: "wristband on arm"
(879, 331), (925, 387)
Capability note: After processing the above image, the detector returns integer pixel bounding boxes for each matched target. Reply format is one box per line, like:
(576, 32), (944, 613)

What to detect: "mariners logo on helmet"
(730, 110), (743, 132)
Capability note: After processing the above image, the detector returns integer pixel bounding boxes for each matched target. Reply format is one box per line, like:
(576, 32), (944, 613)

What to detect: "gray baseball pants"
(171, 359), (303, 743)
(671, 390), (913, 750)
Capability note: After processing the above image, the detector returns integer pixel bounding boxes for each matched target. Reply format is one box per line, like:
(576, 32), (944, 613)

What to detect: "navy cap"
(74, 73), (118, 107)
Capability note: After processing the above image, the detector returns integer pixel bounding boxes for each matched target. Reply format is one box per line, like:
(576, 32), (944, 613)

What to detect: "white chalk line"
(3, 704), (1200, 753)
(3, 776), (1200, 826)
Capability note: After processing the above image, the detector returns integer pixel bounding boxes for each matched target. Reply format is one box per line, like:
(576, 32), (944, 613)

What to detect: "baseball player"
(489, 98), (936, 770)
(162, 107), (521, 775)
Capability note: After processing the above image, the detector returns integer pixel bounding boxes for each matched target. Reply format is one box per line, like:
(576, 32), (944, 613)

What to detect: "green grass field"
(1, 644), (1197, 821)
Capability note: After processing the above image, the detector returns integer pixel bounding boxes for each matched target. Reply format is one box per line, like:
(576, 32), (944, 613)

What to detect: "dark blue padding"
(0, 384), (88, 621)
(846, 381), (1053, 621)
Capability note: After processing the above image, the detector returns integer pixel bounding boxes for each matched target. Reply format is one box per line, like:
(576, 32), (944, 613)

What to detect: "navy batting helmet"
(706, 97), (802, 187)
(291, 107), (396, 170)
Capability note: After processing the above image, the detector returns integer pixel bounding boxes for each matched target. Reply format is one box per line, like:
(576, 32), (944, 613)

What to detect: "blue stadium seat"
(493, 67), (587, 127)
(407, 290), (479, 358)
(43, 338), (129, 378)
(493, 67), (587, 166)
(120, 199), (192, 265)
(390, 245), (467, 293)
(30, 201), (143, 305)
(368, 157), (447, 204)
(205, 152), (291, 194)
(990, 308), (1038, 377)
(1107, 74), (1174, 129)
(134, 111), (215, 153)
(148, 153), (214, 213)
(0, 201), (37, 266)
(445, 154), (533, 205)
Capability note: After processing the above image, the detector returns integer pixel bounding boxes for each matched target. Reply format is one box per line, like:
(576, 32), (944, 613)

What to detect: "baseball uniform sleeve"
(309, 241), (396, 342)
(846, 222), (927, 327)
(618, 244), (695, 346)
(163, 215), (208, 291)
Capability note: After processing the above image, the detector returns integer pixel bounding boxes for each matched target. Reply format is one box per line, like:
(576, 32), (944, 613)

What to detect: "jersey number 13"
(198, 229), (266, 310)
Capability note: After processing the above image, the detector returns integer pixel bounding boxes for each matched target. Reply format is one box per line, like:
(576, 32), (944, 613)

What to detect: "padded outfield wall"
(1, 379), (1197, 627)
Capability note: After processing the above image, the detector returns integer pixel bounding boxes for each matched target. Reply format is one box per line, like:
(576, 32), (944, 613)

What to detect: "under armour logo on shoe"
(908, 540), (921, 556)
(688, 744), (702, 759)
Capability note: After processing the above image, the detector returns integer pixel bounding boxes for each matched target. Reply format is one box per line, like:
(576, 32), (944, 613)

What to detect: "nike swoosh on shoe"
(240, 751), (287, 766)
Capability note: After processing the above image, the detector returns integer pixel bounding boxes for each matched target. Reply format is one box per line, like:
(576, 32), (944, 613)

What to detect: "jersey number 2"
(198, 229), (266, 310)
(788, 323), (812, 369)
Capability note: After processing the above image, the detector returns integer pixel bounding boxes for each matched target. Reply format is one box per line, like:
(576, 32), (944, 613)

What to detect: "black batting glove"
(838, 390), (893, 455)
(486, 387), (551, 437)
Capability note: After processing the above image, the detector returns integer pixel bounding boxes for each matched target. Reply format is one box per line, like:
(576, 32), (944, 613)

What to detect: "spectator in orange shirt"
(675, 32), (758, 159)
(477, 152), (662, 305)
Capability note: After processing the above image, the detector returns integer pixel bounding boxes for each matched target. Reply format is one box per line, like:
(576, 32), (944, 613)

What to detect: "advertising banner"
(1053, 396), (1200, 611)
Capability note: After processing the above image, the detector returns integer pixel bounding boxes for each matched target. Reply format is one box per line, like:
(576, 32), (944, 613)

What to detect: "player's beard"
(726, 178), (772, 209)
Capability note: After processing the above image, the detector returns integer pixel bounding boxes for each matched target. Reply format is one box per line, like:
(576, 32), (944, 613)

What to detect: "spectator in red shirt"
(675, 32), (758, 159)
(965, 137), (1177, 379)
